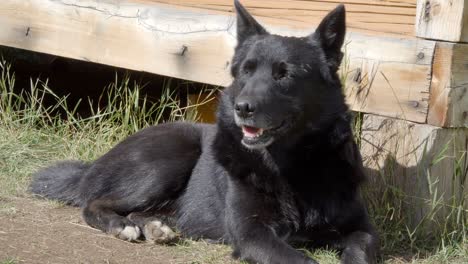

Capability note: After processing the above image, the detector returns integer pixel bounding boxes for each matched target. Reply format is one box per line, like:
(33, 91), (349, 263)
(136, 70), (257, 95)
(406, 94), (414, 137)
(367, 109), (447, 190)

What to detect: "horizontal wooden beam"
(428, 42), (468, 127)
(416, 0), (468, 42)
(343, 34), (433, 123)
(0, 0), (434, 123)
(152, 0), (418, 38)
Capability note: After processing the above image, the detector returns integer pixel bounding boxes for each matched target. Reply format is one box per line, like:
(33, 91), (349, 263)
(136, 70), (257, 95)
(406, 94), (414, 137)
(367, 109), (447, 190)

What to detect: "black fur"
(30, 160), (90, 207)
(30, 1), (379, 263)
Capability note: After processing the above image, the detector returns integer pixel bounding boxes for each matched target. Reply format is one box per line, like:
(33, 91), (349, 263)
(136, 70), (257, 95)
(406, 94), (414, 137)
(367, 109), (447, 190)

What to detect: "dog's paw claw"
(143, 220), (177, 244)
(116, 225), (141, 241)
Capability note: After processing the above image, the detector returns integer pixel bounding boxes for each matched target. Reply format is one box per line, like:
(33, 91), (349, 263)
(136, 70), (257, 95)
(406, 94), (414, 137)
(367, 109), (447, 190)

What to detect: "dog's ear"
(311, 4), (346, 73)
(234, 0), (267, 45)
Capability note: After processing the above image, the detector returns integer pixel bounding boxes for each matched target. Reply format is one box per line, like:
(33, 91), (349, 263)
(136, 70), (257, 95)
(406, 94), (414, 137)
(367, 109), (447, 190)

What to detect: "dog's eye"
(242, 60), (256, 75)
(273, 62), (289, 81)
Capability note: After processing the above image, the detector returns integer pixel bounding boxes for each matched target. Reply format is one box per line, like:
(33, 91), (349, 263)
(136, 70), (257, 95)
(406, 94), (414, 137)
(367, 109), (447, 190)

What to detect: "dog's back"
(31, 122), (207, 214)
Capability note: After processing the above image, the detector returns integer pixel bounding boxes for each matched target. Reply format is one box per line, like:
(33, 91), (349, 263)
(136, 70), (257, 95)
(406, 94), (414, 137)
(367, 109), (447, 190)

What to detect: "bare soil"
(0, 197), (235, 264)
(2, 197), (466, 264)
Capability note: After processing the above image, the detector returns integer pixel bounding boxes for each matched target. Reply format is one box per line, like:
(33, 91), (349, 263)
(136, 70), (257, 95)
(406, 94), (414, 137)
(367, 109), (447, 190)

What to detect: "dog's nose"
(235, 101), (255, 118)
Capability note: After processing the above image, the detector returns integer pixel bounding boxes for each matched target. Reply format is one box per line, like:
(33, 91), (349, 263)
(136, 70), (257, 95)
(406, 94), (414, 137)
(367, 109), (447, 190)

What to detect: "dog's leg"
(230, 223), (318, 264)
(226, 185), (318, 264)
(127, 212), (177, 244)
(82, 199), (141, 241)
(340, 230), (379, 264)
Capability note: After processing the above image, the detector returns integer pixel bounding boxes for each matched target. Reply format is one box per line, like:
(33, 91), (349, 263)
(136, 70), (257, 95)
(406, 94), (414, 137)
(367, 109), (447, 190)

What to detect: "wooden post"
(360, 114), (468, 225)
(427, 42), (468, 127)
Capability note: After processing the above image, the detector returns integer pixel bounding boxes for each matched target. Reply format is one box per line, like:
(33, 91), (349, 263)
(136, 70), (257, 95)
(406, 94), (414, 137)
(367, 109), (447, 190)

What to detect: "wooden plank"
(0, 0), (434, 123)
(361, 114), (468, 226)
(416, 0), (468, 42)
(427, 42), (468, 127)
(343, 34), (434, 123)
(0, 0), (236, 86)
(151, 0), (417, 37)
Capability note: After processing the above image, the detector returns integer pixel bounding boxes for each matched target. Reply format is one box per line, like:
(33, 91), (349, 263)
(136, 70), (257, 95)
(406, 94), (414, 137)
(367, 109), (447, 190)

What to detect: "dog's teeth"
(257, 129), (264, 136)
(242, 127), (264, 139)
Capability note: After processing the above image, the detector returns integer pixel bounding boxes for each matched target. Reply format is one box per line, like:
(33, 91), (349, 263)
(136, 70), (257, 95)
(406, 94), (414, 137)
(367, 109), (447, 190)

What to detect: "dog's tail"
(30, 160), (90, 207)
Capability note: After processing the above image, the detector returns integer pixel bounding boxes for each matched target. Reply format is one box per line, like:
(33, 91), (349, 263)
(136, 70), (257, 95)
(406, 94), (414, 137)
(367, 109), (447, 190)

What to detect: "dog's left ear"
(310, 4), (346, 73)
(234, 0), (267, 45)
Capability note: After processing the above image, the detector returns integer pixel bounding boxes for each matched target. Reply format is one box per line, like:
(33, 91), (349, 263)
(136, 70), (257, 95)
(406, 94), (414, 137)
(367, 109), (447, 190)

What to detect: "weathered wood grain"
(151, 0), (417, 37)
(343, 33), (434, 123)
(0, 0), (237, 86)
(416, 0), (468, 42)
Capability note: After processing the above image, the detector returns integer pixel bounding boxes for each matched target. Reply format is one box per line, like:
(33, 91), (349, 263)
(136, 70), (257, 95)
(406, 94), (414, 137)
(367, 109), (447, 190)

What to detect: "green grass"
(0, 258), (17, 264)
(359, 127), (467, 262)
(0, 60), (216, 197)
(0, 59), (466, 263)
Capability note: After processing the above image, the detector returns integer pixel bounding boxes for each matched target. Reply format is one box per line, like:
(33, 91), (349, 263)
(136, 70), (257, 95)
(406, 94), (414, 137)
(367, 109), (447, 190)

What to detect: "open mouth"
(242, 126), (264, 139)
(241, 125), (271, 148)
(240, 122), (286, 149)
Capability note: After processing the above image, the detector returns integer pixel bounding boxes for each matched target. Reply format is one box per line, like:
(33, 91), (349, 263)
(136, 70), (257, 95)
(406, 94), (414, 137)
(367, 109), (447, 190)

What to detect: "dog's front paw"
(143, 220), (177, 243)
(115, 225), (141, 241)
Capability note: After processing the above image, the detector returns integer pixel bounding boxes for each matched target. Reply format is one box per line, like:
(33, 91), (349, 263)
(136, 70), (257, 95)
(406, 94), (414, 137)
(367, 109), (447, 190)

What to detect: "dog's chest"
(269, 181), (342, 242)
(248, 145), (355, 231)
(277, 157), (350, 228)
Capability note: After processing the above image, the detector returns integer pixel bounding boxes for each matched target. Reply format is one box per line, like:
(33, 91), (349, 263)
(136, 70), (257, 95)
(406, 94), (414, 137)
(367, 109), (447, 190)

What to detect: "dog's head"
(219, 0), (348, 149)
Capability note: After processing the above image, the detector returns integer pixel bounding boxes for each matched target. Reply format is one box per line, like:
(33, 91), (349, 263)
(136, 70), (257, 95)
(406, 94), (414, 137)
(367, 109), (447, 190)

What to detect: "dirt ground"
(0, 197), (236, 264)
(1, 197), (466, 264)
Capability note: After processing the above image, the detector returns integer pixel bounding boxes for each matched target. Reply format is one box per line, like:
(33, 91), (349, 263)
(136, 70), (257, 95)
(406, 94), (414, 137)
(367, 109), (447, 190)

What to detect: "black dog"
(31, 1), (378, 263)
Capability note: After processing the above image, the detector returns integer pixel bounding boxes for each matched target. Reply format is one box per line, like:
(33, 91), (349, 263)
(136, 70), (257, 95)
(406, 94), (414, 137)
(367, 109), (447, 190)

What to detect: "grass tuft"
(0, 258), (17, 264)
(0, 59), (214, 197)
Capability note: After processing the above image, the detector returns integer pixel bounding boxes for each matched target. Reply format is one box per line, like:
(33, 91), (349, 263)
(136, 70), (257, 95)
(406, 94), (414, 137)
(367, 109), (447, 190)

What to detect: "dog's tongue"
(242, 126), (263, 138)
